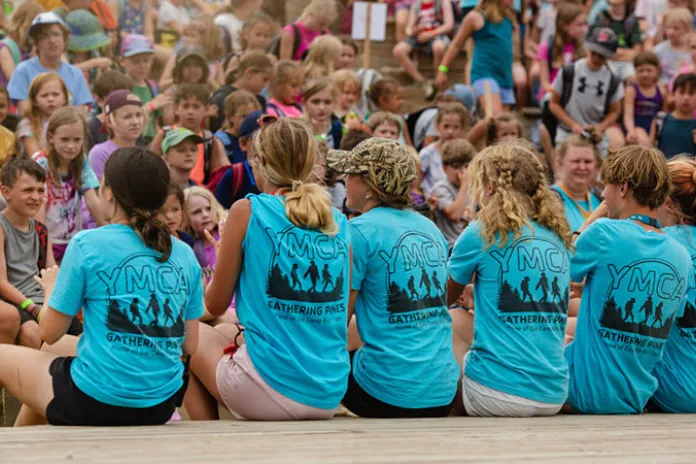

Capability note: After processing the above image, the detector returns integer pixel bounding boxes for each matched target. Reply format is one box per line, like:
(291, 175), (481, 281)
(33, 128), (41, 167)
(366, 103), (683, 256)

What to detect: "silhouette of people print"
(641, 296), (654, 325)
(147, 293), (161, 326)
(521, 276), (533, 302)
(420, 268), (432, 296)
(130, 298), (143, 324)
(408, 275), (418, 300)
(551, 276), (562, 302)
(624, 298), (636, 323)
(304, 260), (320, 292)
(291, 263), (301, 290)
(163, 299), (175, 324)
(322, 264), (334, 291)
(536, 272), (549, 302)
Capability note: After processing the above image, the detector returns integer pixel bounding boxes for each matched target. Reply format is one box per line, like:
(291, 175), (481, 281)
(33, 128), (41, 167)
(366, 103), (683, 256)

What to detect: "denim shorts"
(403, 34), (451, 54)
(472, 78), (516, 105)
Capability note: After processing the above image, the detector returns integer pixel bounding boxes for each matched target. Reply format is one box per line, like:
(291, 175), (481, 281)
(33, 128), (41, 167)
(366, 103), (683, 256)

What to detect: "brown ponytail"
(103, 147), (173, 262)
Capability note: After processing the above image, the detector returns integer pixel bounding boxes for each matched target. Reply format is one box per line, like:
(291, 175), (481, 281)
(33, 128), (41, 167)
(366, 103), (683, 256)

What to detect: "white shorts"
(460, 353), (563, 417)
(216, 345), (336, 421)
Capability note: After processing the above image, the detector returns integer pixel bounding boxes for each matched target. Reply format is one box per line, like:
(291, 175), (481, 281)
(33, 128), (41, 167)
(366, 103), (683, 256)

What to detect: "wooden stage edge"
(1, 414), (695, 463)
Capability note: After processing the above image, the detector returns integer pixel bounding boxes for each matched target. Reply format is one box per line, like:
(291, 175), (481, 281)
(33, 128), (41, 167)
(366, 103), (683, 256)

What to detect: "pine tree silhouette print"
(677, 302), (696, 329)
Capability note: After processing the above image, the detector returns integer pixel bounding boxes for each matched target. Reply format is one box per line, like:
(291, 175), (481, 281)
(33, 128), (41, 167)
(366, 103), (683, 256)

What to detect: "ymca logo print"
(265, 227), (348, 303)
(99, 253), (189, 339)
(378, 231), (448, 314)
(492, 236), (570, 315)
(600, 259), (686, 339)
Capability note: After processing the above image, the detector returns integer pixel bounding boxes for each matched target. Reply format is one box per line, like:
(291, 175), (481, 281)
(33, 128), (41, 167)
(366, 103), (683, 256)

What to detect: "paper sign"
(351, 2), (387, 42)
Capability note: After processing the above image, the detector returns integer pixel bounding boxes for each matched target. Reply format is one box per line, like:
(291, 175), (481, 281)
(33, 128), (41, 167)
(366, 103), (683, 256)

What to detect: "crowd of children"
(0, 0), (695, 427)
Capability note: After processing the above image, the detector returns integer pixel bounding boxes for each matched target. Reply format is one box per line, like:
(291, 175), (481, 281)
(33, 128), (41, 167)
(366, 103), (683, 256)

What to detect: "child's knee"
(432, 40), (446, 55)
(18, 321), (42, 350)
(606, 127), (625, 149)
(393, 42), (411, 58)
(0, 304), (20, 342)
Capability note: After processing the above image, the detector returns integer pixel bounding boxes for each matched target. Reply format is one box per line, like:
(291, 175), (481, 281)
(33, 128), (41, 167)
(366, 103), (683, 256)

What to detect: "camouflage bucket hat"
(327, 138), (417, 196)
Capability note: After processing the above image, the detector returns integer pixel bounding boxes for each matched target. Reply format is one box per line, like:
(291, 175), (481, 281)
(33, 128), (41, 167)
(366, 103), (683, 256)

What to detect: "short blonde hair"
(253, 118), (338, 235)
(303, 35), (344, 80)
(331, 69), (361, 92)
(301, 0), (338, 22)
(664, 7), (693, 28)
(367, 111), (401, 132)
(302, 77), (338, 102)
(183, 187), (227, 238)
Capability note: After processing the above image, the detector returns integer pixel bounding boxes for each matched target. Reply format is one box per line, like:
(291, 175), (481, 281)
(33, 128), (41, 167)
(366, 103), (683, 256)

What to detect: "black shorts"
(16, 307), (83, 336)
(45, 357), (181, 426)
(341, 352), (453, 418)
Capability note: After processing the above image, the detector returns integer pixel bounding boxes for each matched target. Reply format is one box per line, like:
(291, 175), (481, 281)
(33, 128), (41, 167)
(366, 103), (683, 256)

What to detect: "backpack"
(162, 127), (215, 184)
(214, 129), (235, 159)
(206, 162), (246, 204)
(559, 63), (620, 118)
(267, 23), (302, 59)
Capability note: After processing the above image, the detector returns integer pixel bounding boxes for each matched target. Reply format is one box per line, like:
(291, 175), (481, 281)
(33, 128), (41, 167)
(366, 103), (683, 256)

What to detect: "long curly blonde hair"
(469, 141), (573, 250)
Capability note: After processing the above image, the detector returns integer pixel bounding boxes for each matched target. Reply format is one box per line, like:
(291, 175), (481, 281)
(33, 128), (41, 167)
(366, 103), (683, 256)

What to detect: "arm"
(0, 227), (33, 307)
(35, 266), (75, 345)
(0, 47), (15, 82)
(182, 319), (199, 355)
(149, 129), (164, 155)
(538, 43), (551, 93)
(210, 138), (230, 171)
(204, 199), (250, 316)
(143, 3), (155, 39)
(46, 235), (56, 267)
(107, 0), (119, 24)
(75, 57), (113, 72)
(442, 177), (469, 222)
(466, 117), (490, 145)
(143, 92), (173, 120)
(549, 90), (582, 134)
(20, 136), (41, 158)
(597, 101), (622, 132)
(84, 189), (105, 227)
(447, 278), (466, 307)
(436, 0), (455, 36)
(279, 28), (294, 61)
(649, 117), (657, 145)
(158, 54), (177, 91)
(435, 11), (483, 88)
(623, 84), (637, 139)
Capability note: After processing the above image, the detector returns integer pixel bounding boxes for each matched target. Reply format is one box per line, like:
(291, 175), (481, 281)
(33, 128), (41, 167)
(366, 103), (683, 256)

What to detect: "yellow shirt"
(0, 125), (15, 164)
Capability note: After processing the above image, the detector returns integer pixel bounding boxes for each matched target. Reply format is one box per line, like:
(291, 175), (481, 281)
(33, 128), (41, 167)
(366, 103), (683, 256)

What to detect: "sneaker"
(422, 80), (437, 101)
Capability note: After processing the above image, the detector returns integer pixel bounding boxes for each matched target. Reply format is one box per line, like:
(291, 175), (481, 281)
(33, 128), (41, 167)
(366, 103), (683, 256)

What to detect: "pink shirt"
(267, 98), (303, 118)
(284, 21), (329, 61)
(536, 41), (576, 102)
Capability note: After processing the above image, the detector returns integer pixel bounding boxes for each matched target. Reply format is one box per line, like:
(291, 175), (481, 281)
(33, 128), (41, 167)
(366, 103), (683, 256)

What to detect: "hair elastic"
(291, 180), (303, 191)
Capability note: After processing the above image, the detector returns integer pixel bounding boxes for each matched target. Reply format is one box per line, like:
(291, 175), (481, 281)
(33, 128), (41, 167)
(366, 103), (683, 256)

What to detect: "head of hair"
(341, 36), (359, 55)
(29, 20), (70, 46)
(269, 60), (302, 97)
(633, 50), (659, 69)
(227, 50), (273, 85)
(103, 147), (172, 262)
(173, 52), (210, 85)
(224, 89), (261, 120)
(7, 0), (45, 47)
(252, 118), (337, 234)
(183, 186), (226, 236)
(469, 141), (573, 249)
(302, 35), (343, 80)
(664, 7), (693, 29)
(1, 155), (46, 188)
(665, 157), (696, 224)
(601, 145), (671, 210)
(673, 72), (696, 93)
(367, 111), (401, 132)
(339, 129), (372, 150)
(301, 0), (338, 23)
(0, 86), (9, 104)
(92, 71), (133, 100)
(441, 139), (476, 166)
(331, 69), (361, 92)
(25, 73), (70, 144)
(167, 181), (186, 210)
(302, 77), (338, 102)
(554, 134), (600, 164)
(435, 102), (470, 129)
(196, 15), (225, 61)
(486, 112), (524, 145)
(368, 77), (399, 107)
(553, 3), (585, 67)
(477, 0), (516, 24)
(239, 12), (276, 50)
(45, 107), (87, 190)
(174, 83), (210, 105)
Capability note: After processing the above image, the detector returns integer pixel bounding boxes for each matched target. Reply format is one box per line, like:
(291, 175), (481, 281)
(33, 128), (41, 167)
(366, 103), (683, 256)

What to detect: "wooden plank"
(1, 415), (695, 463)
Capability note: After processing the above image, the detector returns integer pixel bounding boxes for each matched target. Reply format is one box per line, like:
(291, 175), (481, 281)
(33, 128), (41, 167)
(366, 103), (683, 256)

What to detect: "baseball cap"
(444, 84), (476, 112)
(29, 12), (67, 38)
(176, 47), (207, 66)
(162, 128), (204, 154)
(66, 10), (111, 52)
(104, 90), (143, 116)
(238, 110), (267, 138)
(584, 26), (618, 59)
(120, 34), (155, 57)
(327, 138), (417, 195)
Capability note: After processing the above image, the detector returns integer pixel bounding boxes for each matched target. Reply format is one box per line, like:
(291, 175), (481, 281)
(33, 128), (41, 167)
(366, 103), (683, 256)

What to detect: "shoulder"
(13, 58), (35, 73)
(465, 9), (485, 27)
(32, 151), (49, 169)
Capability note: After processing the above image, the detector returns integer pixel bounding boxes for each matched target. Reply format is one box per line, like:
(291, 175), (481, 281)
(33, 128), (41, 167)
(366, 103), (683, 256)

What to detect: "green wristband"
(438, 65), (449, 74)
(20, 298), (34, 310)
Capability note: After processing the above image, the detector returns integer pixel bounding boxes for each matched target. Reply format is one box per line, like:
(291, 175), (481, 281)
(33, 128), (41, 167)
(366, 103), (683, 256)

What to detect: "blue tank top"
(470, 17), (513, 88)
(632, 84), (662, 134)
(236, 193), (351, 410)
(658, 114), (696, 159)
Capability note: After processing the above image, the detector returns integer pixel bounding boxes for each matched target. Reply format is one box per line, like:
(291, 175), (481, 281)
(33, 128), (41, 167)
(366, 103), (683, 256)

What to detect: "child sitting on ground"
(302, 35), (344, 81)
(17, 73), (69, 157)
(149, 83), (229, 185)
(86, 71), (133, 151)
(215, 89), (261, 163)
(184, 186), (226, 284)
(392, 0), (454, 100)
(331, 69), (363, 122)
(162, 128), (205, 189)
(266, 60), (304, 118)
(430, 138), (475, 249)
(157, 182), (195, 248)
(221, 11), (276, 76)
(367, 112), (402, 140)
(651, 72), (696, 157)
(624, 51), (665, 146)
(367, 77), (413, 146)
(302, 77), (344, 149)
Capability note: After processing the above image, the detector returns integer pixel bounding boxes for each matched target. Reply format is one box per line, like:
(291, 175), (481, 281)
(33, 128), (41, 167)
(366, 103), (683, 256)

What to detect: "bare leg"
(347, 315), (362, 352)
(183, 374), (219, 421)
(513, 61), (528, 111)
(478, 93), (503, 118)
(393, 42), (424, 83)
(539, 123), (554, 174)
(432, 40), (446, 77)
(395, 8), (410, 42)
(16, 321), (42, 350)
(606, 126), (625, 151)
(14, 335), (80, 427)
(635, 127), (650, 145)
(0, 302), (20, 345)
(450, 309), (474, 365)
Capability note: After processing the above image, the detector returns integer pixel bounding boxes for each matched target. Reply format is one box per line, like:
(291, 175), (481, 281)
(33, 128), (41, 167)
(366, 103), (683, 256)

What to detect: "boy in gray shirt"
(430, 139), (476, 249)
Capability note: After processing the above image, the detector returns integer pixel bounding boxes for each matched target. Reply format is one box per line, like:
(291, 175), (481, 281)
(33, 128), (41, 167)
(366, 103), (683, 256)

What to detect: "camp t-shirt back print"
(652, 225), (696, 413)
(236, 194), (351, 410)
(449, 221), (571, 404)
(566, 219), (693, 413)
(350, 207), (459, 409)
(48, 225), (204, 408)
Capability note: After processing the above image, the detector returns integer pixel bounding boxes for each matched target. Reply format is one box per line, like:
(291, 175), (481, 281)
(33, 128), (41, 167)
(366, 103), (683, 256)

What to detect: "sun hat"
(120, 34), (155, 57)
(28, 12), (67, 39)
(66, 10), (111, 52)
(584, 26), (618, 59)
(162, 128), (204, 154)
(104, 90), (143, 116)
(327, 138), (417, 200)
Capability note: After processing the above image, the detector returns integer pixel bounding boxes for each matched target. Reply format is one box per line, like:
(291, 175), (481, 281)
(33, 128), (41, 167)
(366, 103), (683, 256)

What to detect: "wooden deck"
(1, 415), (695, 463)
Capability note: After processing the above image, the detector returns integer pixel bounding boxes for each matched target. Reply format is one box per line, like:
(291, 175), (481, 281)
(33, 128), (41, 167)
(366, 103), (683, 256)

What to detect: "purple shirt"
(88, 140), (119, 180)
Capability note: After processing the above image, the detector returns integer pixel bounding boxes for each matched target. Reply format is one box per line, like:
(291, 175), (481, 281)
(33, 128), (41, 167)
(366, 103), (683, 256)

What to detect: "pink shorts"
(215, 345), (336, 421)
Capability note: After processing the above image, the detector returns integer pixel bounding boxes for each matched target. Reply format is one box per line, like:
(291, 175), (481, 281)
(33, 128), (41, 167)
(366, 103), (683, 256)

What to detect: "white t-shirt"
(158, 1), (191, 30)
(214, 13), (243, 51)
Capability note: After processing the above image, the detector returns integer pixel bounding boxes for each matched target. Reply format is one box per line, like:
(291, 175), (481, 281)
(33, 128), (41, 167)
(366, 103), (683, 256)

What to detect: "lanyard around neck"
(557, 183), (593, 219)
(628, 214), (661, 229)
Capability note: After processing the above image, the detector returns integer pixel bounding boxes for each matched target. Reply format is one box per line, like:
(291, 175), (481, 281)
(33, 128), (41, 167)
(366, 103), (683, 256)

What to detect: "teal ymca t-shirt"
(652, 225), (696, 413)
(350, 207), (459, 409)
(48, 225), (205, 408)
(565, 219), (693, 414)
(237, 194), (351, 410)
(551, 185), (602, 232)
(449, 221), (571, 404)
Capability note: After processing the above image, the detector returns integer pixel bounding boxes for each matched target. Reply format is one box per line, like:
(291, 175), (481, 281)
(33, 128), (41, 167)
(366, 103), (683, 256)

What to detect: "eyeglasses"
(257, 114), (279, 130)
